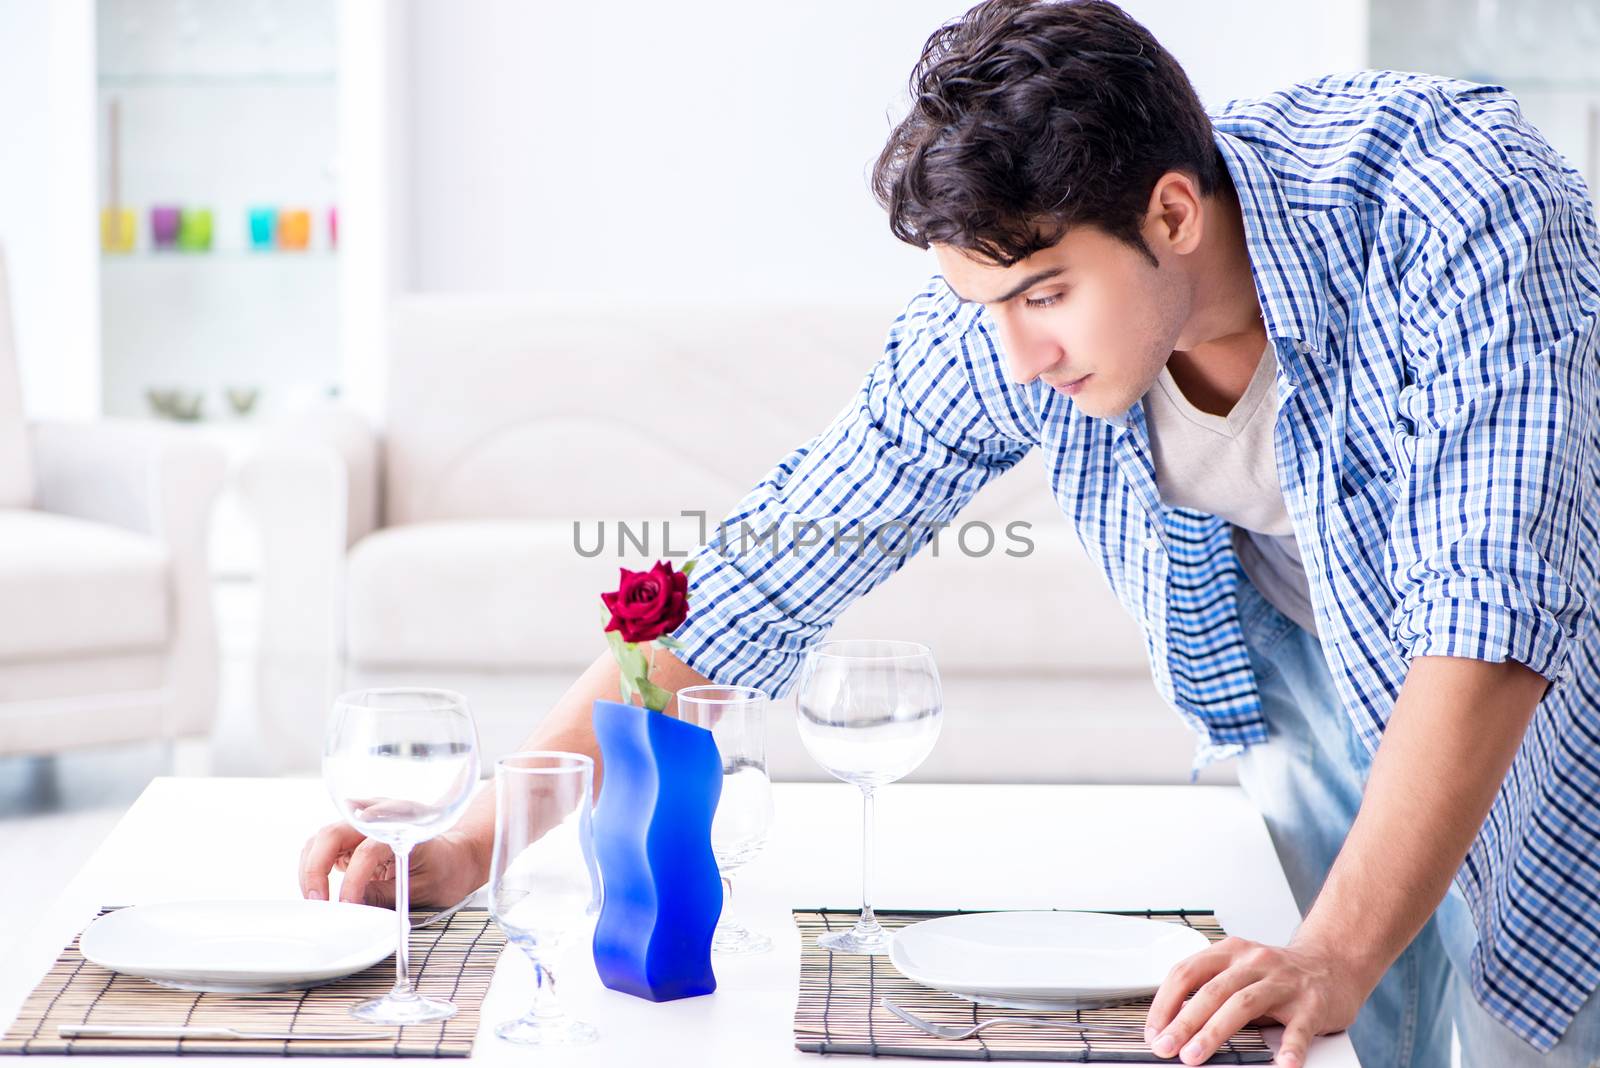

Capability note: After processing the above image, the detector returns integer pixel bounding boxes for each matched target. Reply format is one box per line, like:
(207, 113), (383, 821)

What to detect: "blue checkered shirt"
(671, 71), (1600, 1048)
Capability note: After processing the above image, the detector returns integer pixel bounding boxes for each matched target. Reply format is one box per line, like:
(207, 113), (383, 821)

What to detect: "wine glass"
(323, 688), (480, 1025)
(677, 684), (776, 955)
(795, 639), (942, 955)
(488, 752), (601, 1047)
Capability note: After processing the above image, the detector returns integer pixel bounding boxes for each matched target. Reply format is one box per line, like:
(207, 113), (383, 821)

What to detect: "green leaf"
(604, 628), (648, 706)
(654, 634), (686, 652)
(637, 676), (673, 713)
(680, 559), (697, 579)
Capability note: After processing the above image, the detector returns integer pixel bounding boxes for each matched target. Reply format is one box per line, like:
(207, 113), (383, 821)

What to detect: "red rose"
(601, 561), (690, 643)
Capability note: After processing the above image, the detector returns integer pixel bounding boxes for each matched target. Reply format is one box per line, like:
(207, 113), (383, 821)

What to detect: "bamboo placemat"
(1, 907), (506, 1057)
(794, 907), (1274, 1064)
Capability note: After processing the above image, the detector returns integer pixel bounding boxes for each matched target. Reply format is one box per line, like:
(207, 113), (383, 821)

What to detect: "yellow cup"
(100, 207), (136, 253)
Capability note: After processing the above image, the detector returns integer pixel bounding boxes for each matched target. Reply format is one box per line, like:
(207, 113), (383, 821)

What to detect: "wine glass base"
(495, 1015), (599, 1047)
(818, 927), (893, 956)
(351, 993), (458, 1026)
(713, 921), (772, 955)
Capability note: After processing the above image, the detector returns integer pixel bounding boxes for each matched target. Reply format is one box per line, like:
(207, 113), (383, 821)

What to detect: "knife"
(59, 1025), (392, 1041)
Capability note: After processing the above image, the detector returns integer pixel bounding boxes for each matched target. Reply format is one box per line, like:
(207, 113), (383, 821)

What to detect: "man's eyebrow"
(946, 267), (1067, 305)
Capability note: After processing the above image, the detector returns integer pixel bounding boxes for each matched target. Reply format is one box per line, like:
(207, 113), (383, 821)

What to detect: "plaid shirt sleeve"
(669, 281), (1037, 699)
(1389, 171), (1600, 682)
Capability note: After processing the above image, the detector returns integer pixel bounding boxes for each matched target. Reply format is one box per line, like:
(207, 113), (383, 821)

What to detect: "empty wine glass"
(323, 688), (480, 1024)
(795, 639), (942, 955)
(488, 752), (601, 1047)
(677, 684), (775, 955)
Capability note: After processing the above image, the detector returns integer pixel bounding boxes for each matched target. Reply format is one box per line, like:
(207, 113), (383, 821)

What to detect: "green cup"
(177, 208), (213, 252)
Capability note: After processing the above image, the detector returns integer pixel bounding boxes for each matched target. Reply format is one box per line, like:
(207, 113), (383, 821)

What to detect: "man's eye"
(1023, 292), (1062, 309)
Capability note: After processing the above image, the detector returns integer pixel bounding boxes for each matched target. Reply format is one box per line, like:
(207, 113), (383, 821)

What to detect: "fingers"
(361, 873), (397, 908)
(338, 838), (395, 905)
(1276, 1019), (1313, 1068)
(1145, 940), (1235, 1043)
(299, 822), (365, 901)
(1175, 980), (1280, 1065)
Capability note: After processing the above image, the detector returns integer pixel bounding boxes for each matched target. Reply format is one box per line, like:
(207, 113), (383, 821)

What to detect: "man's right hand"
(298, 821), (489, 908)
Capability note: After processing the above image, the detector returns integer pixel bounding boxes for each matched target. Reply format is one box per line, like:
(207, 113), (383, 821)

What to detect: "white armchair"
(0, 246), (227, 760)
(241, 295), (1226, 784)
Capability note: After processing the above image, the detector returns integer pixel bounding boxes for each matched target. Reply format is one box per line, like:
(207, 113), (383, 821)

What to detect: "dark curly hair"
(871, 0), (1226, 268)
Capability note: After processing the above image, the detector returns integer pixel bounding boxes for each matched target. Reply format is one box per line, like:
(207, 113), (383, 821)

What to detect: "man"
(300, 1), (1600, 1064)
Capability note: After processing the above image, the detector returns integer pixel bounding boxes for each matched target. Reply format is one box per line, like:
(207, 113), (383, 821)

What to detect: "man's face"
(933, 209), (1194, 421)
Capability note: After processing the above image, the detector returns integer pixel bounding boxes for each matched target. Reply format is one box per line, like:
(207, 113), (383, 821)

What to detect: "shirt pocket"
(1322, 462), (1400, 621)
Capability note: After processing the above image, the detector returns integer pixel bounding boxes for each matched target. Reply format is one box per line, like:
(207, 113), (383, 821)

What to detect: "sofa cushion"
(0, 650), (166, 706)
(346, 519), (616, 670)
(0, 247), (33, 508)
(0, 510), (170, 660)
(344, 510), (1150, 677)
(382, 297), (902, 526)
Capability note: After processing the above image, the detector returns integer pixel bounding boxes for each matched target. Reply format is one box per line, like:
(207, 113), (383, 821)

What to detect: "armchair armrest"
(242, 404), (381, 551)
(237, 404), (381, 769)
(29, 419), (226, 540)
(27, 418), (228, 739)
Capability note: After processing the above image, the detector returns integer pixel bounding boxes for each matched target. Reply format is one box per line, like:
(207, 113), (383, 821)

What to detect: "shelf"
(102, 250), (338, 262)
(97, 72), (337, 90)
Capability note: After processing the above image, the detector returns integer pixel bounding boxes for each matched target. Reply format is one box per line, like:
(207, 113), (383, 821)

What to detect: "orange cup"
(277, 209), (311, 251)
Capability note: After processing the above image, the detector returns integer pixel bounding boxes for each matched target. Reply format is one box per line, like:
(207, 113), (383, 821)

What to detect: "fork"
(59, 1026), (387, 1041)
(879, 998), (1151, 1041)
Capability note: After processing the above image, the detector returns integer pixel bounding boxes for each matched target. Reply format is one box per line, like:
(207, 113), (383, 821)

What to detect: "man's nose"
(993, 315), (1063, 384)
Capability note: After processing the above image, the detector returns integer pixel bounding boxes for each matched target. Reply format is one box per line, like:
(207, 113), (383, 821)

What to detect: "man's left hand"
(1142, 935), (1373, 1067)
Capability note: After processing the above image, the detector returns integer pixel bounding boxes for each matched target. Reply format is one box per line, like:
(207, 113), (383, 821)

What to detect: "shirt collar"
(1211, 128), (1332, 381)
(1100, 128), (1332, 433)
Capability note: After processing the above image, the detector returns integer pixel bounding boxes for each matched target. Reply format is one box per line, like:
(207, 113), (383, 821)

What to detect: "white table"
(0, 778), (1359, 1066)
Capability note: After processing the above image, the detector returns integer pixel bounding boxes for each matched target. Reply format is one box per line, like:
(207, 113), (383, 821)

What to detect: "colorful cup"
(150, 205), (181, 249)
(277, 209), (311, 251)
(177, 208), (213, 252)
(100, 207), (136, 253)
(248, 207), (277, 251)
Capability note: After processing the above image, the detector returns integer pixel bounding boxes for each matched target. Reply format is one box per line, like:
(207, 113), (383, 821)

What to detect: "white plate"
(889, 911), (1210, 1005)
(80, 901), (397, 993)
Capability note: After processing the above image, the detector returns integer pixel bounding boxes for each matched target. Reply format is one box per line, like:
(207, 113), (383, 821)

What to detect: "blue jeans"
(1231, 576), (1600, 1067)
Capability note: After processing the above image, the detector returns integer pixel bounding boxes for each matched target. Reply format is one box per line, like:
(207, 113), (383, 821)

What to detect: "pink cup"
(150, 206), (180, 249)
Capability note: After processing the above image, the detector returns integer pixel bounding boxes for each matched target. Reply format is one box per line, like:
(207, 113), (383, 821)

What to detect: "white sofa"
(243, 295), (1227, 783)
(0, 246), (226, 760)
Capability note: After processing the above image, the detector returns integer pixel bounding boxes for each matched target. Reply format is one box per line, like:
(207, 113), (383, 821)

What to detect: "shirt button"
(1144, 535), (1160, 552)
(1294, 339), (1313, 356)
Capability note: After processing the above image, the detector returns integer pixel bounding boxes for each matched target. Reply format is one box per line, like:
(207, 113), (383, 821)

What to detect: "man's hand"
(298, 820), (489, 908)
(1144, 934), (1370, 1067)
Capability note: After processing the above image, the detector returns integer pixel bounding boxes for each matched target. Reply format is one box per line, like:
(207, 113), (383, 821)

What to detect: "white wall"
(0, 0), (99, 420)
(400, 0), (1368, 303)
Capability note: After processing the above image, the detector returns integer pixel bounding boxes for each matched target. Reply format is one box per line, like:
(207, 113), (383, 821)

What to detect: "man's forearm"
(1290, 653), (1549, 985)
(454, 645), (713, 856)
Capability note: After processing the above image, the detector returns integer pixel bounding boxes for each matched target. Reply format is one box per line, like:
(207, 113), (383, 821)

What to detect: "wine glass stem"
(390, 842), (417, 1001)
(525, 958), (563, 1021)
(859, 785), (878, 932)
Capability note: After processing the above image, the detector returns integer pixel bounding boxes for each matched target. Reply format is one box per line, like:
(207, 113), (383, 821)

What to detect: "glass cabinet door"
(96, 0), (341, 422)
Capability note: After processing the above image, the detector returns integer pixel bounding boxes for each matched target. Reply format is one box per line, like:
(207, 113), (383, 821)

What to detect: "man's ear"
(1143, 171), (1204, 258)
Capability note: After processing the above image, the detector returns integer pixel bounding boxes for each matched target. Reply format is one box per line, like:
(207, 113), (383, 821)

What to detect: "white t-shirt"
(1142, 341), (1318, 635)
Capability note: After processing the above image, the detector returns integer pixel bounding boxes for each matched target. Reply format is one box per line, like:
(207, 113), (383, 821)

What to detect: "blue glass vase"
(590, 698), (722, 1001)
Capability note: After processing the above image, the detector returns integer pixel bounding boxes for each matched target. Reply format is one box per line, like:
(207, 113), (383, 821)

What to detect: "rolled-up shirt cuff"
(1394, 592), (1573, 684)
